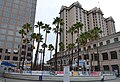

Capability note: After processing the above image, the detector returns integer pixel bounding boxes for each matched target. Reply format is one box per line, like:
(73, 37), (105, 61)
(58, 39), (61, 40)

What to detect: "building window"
(27, 53), (31, 57)
(79, 56), (81, 59)
(22, 51), (26, 55)
(13, 56), (18, 61)
(91, 54), (98, 61)
(0, 29), (6, 34)
(6, 49), (11, 54)
(28, 47), (32, 51)
(75, 49), (77, 52)
(4, 56), (10, 60)
(0, 48), (3, 53)
(84, 54), (89, 60)
(27, 59), (31, 61)
(94, 54), (98, 61)
(6, 43), (12, 48)
(99, 42), (103, 46)
(114, 38), (118, 42)
(79, 48), (81, 51)
(110, 51), (117, 59)
(0, 35), (5, 41)
(7, 36), (14, 41)
(22, 45), (26, 49)
(64, 60), (66, 64)
(106, 40), (110, 45)
(88, 46), (91, 49)
(93, 44), (96, 48)
(102, 52), (108, 60)
(103, 65), (109, 71)
(13, 50), (18, 54)
(58, 61), (60, 64)
(20, 57), (23, 61)
(111, 65), (119, 71)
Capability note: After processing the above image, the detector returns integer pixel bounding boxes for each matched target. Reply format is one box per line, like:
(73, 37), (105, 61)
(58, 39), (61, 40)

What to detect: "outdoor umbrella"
(1, 62), (16, 67)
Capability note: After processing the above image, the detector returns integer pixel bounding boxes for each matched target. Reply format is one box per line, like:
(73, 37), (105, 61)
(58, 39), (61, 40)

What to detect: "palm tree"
(20, 23), (32, 70)
(38, 49), (43, 70)
(31, 32), (43, 70)
(59, 42), (64, 71)
(77, 32), (89, 71)
(41, 24), (51, 70)
(89, 27), (102, 71)
(74, 22), (83, 70)
(59, 42), (64, 51)
(41, 43), (47, 70)
(48, 44), (54, 70)
(33, 21), (44, 70)
(53, 17), (64, 71)
(18, 29), (26, 69)
(67, 26), (75, 70)
(66, 43), (75, 70)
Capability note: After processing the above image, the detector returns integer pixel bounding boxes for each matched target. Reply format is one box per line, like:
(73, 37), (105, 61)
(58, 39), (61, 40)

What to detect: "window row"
(0, 55), (18, 61)
(0, 47), (32, 54)
(0, 48), (18, 54)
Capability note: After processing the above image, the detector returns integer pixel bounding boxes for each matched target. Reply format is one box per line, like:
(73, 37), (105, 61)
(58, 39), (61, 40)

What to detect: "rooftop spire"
(98, 1), (100, 8)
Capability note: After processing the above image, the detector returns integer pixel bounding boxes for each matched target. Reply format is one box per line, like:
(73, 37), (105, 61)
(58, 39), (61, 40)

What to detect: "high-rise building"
(59, 1), (116, 50)
(0, 0), (37, 66)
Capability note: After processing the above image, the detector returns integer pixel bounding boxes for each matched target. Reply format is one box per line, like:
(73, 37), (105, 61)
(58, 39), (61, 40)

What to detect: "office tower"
(59, 1), (116, 50)
(0, 0), (37, 66)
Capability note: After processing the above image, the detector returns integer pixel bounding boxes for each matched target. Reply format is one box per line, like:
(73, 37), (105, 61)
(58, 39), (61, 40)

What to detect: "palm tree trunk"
(42, 32), (47, 71)
(55, 30), (58, 71)
(18, 43), (22, 69)
(77, 43), (80, 71)
(30, 52), (33, 70)
(22, 36), (28, 70)
(60, 52), (62, 71)
(77, 31), (80, 71)
(22, 52), (25, 70)
(97, 40), (100, 71)
(22, 42), (28, 69)
(25, 37), (29, 70)
(39, 53), (42, 70)
(50, 51), (52, 71)
(71, 33), (73, 71)
(33, 41), (40, 70)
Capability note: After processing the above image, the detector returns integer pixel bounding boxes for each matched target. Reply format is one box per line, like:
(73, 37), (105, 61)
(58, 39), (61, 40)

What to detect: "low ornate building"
(48, 32), (120, 74)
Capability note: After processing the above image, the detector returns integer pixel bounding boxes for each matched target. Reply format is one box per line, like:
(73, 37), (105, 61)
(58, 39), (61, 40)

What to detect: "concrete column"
(116, 50), (120, 59)
(107, 51), (111, 61)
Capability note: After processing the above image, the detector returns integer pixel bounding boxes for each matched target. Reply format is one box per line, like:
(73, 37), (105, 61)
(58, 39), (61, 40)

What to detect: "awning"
(1, 62), (16, 67)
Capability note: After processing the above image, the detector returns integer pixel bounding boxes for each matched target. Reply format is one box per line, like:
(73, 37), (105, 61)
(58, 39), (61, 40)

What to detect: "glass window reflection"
(0, 29), (6, 34)
(8, 30), (14, 35)
(7, 36), (14, 41)
(0, 35), (5, 40)
(6, 43), (12, 48)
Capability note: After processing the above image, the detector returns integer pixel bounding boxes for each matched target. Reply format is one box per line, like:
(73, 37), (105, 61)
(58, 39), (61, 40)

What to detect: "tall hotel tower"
(0, 0), (37, 66)
(59, 1), (116, 50)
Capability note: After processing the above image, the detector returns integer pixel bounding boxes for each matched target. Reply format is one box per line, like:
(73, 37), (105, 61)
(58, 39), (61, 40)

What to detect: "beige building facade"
(59, 1), (116, 50)
(49, 32), (120, 74)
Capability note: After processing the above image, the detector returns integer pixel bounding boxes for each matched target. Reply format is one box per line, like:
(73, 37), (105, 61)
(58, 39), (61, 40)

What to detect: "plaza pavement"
(0, 77), (120, 82)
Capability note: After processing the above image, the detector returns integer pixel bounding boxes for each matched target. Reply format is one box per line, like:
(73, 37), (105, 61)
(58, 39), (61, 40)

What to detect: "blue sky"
(34, 0), (120, 62)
